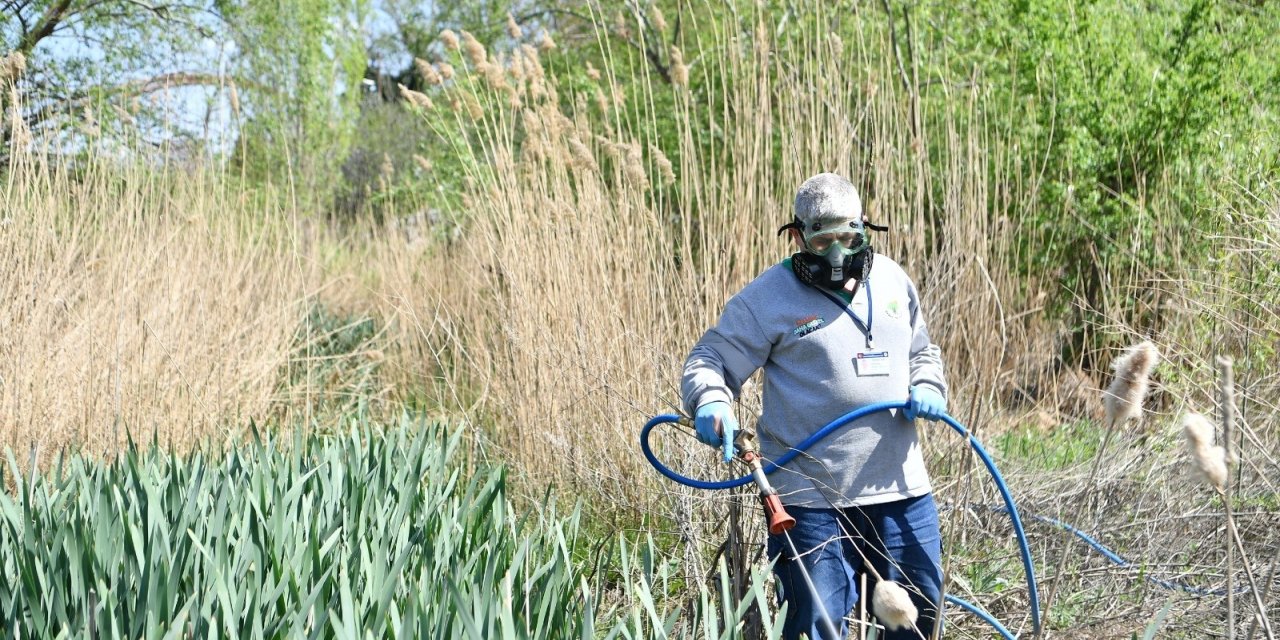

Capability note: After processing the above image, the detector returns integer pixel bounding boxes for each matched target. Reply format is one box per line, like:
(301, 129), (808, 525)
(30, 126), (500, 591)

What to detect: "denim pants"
(766, 493), (943, 640)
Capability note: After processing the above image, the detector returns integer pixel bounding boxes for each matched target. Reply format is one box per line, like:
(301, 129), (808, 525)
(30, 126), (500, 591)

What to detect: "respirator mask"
(776, 217), (877, 291)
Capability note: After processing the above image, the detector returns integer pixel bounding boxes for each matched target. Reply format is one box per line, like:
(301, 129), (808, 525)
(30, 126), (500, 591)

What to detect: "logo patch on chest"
(885, 299), (903, 319)
(792, 315), (825, 337)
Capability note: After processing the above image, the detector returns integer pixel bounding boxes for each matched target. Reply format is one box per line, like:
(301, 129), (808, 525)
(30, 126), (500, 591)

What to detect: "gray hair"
(794, 173), (862, 226)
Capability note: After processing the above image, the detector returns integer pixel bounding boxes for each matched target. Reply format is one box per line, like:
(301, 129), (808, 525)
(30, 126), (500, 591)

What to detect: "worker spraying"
(681, 173), (948, 640)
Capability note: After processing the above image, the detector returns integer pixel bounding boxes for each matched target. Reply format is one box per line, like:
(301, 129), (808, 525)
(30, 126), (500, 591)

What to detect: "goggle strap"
(779, 218), (888, 235)
(776, 221), (802, 236)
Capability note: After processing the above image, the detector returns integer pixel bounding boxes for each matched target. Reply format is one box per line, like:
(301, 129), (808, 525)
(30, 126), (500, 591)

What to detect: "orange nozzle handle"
(762, 493), (796, 534)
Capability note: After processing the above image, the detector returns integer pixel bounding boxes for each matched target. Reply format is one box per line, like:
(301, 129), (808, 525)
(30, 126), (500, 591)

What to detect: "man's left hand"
(905, 385), (946, 421)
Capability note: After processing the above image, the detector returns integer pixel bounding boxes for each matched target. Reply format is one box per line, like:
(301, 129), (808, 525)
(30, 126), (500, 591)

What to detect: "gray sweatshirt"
(681, 254), (947, 508)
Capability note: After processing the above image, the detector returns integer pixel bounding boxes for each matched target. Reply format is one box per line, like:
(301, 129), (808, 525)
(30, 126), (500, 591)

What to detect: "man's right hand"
(694, 401), (738, 463)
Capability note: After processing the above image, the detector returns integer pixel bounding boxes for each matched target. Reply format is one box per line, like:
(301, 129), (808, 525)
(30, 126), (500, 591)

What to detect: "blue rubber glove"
(905, 385), (947, 422)
(694, 401), (738, 463)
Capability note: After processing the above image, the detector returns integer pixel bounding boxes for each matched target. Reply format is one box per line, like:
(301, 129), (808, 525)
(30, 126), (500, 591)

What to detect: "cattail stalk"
(1044, 340), (1159, 635)
(1220, 357), (1237, 639)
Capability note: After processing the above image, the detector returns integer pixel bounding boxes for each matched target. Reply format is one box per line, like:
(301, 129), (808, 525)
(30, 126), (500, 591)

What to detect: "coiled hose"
(640, 401), (1038, 639)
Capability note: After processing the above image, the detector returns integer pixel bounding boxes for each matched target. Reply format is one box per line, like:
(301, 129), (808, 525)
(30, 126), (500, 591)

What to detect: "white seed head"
(1103, 340), (1159, 428)
(1182, 412), (1228, 490)
(872, 580), (918, 631)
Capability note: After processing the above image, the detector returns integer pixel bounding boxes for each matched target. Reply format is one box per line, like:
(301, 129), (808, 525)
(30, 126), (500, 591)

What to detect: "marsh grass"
(1, 150), (312, 466)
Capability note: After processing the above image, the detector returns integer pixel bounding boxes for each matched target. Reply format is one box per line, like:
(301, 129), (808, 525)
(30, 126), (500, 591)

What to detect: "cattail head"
(412, 154), (432, 172)
(461, 31), (487, 66)
(586, 61), (601, 81)
(506, 13), (523, 40)
(670, 46), (688, 87)
(438, 62), (455, 81)
(397, 84), (432, 109)
(440, 29), (460, 50)
(1103, 340), (1160, 429)
(415, 58), (443, 86)
(1182, 412), (1228, 491)
(872, 580), (918, 631)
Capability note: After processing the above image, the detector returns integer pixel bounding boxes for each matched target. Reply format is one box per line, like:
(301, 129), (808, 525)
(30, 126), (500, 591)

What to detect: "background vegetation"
(3, 0), (1279, 637)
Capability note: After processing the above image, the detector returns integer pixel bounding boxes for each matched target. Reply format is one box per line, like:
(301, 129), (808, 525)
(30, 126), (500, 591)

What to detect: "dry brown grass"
(0, 150), (312, 464)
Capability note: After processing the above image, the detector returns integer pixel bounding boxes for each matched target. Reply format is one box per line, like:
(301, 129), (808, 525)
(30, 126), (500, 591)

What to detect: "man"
(681, 173), (947, 639)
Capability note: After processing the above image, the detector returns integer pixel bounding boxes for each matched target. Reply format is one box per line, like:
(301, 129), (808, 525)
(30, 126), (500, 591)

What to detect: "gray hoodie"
(681, 254), (947, 508)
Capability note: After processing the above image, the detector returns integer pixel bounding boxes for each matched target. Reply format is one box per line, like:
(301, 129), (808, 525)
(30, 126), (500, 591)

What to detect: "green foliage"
(993, 420), (1103, 471)
(0, 418), (780, 638)
(906, 0), (1280, 353)
(218, 0), (371, 207)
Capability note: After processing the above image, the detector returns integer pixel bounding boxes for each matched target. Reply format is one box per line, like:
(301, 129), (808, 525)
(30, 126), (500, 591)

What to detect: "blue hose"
(945, 594), (1016, 640)
(640, 402), (1042, 637)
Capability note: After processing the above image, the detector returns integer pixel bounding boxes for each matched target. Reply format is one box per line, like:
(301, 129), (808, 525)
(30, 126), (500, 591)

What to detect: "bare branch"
(16, 0), (74, 55)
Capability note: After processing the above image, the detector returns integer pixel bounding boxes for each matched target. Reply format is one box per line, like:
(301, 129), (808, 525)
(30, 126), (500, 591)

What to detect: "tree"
(1, 0), (224, 156)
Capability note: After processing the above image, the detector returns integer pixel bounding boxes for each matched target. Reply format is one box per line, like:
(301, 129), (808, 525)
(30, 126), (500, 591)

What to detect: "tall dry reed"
(1, 149), (309, 465)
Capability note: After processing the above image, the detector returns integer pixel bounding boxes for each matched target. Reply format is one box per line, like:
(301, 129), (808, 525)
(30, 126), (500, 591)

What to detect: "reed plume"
(461, 31), (487, 66)
(415, 58), (443, 86)
(670, 47), (689, 87)
(538, 32), (557, 52)
(651, 7), (668, 32)
(1, 51), (27, 83)
(440, 29), (459, 51)
(397, 84), (432, 110)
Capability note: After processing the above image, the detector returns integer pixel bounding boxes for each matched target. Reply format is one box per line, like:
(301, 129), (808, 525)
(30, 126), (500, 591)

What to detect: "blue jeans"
(766, 494), (943, 640)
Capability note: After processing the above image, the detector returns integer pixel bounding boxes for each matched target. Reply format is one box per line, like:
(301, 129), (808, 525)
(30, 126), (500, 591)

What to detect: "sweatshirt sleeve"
(906, 278), (948, 398)
(681, 293), (773, 415)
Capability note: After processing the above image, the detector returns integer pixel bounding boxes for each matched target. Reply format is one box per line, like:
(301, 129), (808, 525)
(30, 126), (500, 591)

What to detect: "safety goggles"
(804, 230), (867, 255)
